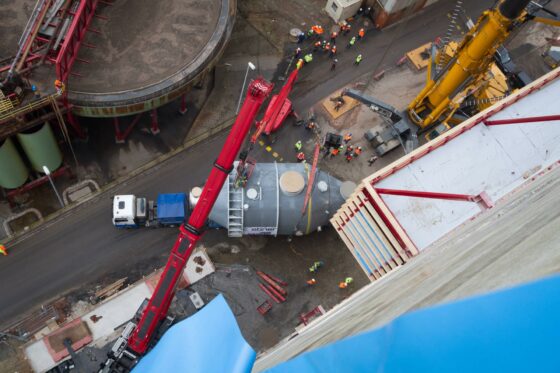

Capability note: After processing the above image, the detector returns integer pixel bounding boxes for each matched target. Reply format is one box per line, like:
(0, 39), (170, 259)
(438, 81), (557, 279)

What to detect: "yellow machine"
(407, 0), (533, 130)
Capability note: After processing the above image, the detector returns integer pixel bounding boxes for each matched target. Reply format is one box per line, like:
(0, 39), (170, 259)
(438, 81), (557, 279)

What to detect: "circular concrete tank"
(67, 0), (236, 117)
(17, 123), (62, 173)
(0, 138), (29, 189)
(206, 163), (348, 236)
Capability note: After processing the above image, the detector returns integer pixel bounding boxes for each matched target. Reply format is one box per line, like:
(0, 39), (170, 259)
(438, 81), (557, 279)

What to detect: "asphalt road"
(0, 0), (496, 327)
(0, 133), (227, 327)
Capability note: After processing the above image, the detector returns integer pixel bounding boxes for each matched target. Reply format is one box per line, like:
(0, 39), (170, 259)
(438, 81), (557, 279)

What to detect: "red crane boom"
(127, 78), (273, 355)
(260, 66), (300, 136)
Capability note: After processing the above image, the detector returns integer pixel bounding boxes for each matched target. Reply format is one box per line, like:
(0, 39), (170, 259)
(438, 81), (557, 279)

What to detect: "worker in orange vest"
(297, 152), (306, 162)
(0, 244), (8, 256)
(358, 28), (365, 40)
(330, 147), (340, 158)
(330, 45), (337, 58)
(343, 133), (352, 143)
(296, 58), (304, 70)
(354, 146), (363, 156)
(313, 40), (322, 51)
(330, 31), (338, 42)
(54, 79), (65, 94)
(306, 278), (317, 286)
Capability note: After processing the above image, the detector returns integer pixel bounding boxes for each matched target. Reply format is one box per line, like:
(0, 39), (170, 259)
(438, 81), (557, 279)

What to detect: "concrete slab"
(376, 72), (560, 250)
(183, 247), (216, 286)
(25, 338), (55, 373)
(83, 282), (151, 342)
(44, 319), (92, 362)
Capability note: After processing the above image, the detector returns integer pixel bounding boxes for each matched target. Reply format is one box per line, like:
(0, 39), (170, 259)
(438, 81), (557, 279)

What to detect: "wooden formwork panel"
(356, 192), (409, 263)
(343, 211), (391, 275)
(332, 182), (421, 282)
(364, 183), (419, 257)
(340, 210), (388, 276)
(347, 200), (397, 270)
(406, 42), (432, 70)
(332, 181), (422, 282)
(354, 193), (404, 265)
(332, 214), (381, 280)
(321, 91), (360, 119)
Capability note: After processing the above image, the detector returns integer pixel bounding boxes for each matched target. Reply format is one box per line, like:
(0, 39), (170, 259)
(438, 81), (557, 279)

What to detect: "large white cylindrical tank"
(198, 163), (354, 236)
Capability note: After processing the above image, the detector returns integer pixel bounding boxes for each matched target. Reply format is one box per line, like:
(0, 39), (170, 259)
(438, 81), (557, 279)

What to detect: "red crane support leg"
(179, 94), (188, 115)
(114, 118), (124, 144)
(150, 109), (160, 135)
(127, 78), (273, 355)
(66, 111), (86, 139)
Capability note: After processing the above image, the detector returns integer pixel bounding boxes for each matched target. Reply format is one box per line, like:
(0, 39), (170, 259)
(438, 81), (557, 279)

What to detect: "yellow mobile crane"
(407, 0), (554, 130)
(342, 0), (558, 155)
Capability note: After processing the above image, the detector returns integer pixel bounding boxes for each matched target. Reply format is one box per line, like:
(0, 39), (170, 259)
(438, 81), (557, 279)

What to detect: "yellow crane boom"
(407, 0), (532, 129)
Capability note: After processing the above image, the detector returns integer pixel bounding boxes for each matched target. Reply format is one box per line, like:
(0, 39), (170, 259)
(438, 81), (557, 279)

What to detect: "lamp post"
(43, 166), (65, 208)
(236, 61), (256, 114)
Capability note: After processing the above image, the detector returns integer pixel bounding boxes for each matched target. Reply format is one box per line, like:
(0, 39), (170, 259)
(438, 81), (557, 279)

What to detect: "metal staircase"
(0, 91), (15, 114)
(227, 172), (244, 237)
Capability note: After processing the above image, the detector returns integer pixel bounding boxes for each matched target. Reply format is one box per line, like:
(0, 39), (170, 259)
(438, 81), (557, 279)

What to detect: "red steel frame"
(55, 0), (99, 83)
(375, 188), (494, 208)
(484, 114), (560, 126)
(126, 78), (273, 355)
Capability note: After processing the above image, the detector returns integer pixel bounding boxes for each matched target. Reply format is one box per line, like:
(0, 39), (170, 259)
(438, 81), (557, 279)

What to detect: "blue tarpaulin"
(156, 193), (186, 224)
(267, 275), (560, 373)
(133, 294), (255, 373)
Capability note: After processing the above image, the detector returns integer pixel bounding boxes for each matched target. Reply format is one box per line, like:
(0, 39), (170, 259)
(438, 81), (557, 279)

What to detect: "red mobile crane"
(260, 65), (300, 136)
(234, 65), (301, 187)
(104, 77), (273, 370)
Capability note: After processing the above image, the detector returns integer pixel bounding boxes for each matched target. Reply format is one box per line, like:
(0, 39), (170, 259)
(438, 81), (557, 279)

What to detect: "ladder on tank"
(227, 173), (244, 237)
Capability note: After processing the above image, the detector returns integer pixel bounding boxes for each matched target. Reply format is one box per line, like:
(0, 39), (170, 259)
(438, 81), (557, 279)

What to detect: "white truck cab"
(113, 195), (147, 227)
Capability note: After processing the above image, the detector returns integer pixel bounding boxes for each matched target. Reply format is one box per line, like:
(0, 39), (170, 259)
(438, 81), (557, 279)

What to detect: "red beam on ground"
(55, 0), (99, 82)
(258, 283), (280, 304)
(484, 114), (560, 126)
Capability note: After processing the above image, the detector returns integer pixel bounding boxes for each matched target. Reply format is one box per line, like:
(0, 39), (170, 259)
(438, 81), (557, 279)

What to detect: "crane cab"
(113, 195), (147, 228)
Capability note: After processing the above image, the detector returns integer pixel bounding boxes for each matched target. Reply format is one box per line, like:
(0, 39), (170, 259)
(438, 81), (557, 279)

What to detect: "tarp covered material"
(133, 294), (255, 373)
(267, 275), (560, 373)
